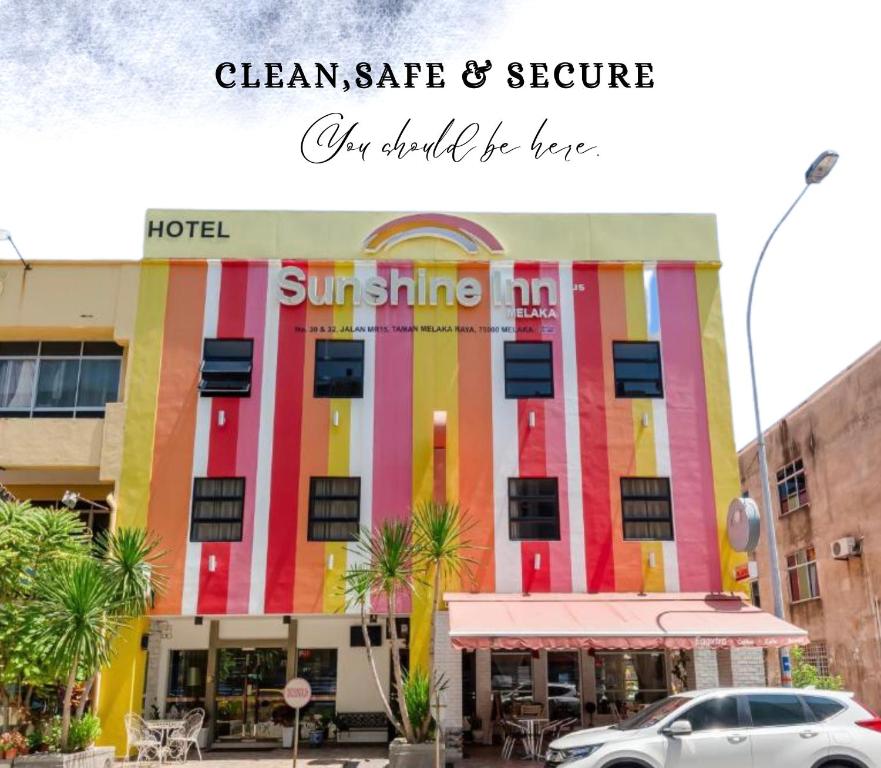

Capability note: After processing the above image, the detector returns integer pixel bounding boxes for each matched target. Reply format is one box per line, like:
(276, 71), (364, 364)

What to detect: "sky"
(1, 0), (879, 448)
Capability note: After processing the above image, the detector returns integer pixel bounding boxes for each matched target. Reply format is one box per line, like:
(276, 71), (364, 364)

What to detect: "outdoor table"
(514, 717), (549, 760)
(145, 719), (185, 763)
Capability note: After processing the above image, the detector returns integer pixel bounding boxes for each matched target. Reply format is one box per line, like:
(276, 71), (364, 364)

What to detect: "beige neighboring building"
(739, 341), (881, 709)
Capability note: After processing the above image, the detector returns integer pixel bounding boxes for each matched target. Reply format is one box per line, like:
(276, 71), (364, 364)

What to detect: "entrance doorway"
(214, 648), (287, 743)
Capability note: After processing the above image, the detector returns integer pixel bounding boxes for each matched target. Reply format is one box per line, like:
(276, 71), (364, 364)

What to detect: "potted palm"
(344, 501), (475, 768)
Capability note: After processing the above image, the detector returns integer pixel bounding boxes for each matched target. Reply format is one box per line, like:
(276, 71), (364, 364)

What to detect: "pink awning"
(445, 592), (808, 651)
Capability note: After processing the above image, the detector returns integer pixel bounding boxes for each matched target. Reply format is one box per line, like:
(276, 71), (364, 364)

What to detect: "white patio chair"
(167, 707), (205, 762)
(125, 712), (163, 763)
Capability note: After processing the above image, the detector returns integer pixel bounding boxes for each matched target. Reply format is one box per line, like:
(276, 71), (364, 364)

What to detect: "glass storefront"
(594, 651), (668, 718)
(490, 652), (534, 717)
(214, 648), (287, 742)
(165, 650), (208, 717)
(547, 652), (581, 721)
(296, 648), (338, 721)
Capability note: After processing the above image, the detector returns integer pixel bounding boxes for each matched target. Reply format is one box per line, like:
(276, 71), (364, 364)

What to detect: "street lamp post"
(746, 150), (838, 686)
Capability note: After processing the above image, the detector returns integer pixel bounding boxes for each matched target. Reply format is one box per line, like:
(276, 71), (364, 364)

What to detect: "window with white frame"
(0, 341), (123, 418)
(776, 458), (808, 515)
(786, 546), (820, 602)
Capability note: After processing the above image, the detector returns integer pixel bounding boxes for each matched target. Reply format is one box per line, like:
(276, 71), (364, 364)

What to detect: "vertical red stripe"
(540, 263), (572, 592)
(514, 263), (551, 593)
(265, 261), (307, 613)
(573, 264), (615, 591)
(198, 261), (249, 614)
(658, 263), (721, 591)
(371, 262), (414, 613)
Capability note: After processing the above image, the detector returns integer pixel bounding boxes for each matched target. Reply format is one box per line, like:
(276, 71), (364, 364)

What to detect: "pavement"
(146, 744), (542, 768)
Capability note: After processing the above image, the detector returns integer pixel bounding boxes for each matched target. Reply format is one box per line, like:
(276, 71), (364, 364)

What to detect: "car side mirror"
(662, 720), (693, 737)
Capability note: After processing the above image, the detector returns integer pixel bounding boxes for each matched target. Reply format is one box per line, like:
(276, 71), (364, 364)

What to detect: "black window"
(508, 478), (560, 540)
(681, 696), (741, 731)
(621, 477), (674, 541)
(504, 342), (553, 399)
(314, 340), (364, 398)
(613, 341), (663, 398)
(747, 694), (810, 727)
(308, 477), (361, 541)
(804, 695), (845, 722)
(190, 477), (245, 542)
(776, 458), (808, 515)
(199, 339), (253, 397)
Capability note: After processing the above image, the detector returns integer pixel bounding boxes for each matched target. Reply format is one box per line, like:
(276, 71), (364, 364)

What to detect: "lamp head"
(806, 151), (839, 184)
(0, 230), (11, 241)
(61, 490), (80, 509)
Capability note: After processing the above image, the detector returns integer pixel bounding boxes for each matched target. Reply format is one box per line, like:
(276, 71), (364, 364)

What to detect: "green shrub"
(402, 668), (431, 732)
(791, 646), (844, 690)
(66, 714), (101, 752)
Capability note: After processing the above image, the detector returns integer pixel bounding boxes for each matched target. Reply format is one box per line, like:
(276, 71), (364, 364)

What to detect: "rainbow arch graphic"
(362, 213), (504, 256)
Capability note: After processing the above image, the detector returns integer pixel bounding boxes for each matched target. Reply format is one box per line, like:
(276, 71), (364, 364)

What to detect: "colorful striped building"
(0, 211), (806, 754)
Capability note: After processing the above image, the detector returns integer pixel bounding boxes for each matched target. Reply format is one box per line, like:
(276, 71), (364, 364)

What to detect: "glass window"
(491, 652), (534, 717)
(682, 696), (741, 731)
(776, 459), (808, 514)
(804, 695), (845, 721)
(298, 648), (338, 721)
(595, 652), (668, 717)
(621, 477), (674, 541)
(749, 578), (761, 608)
(314, 340), (364, 398)
(166, 650), (208, 717)
(190, 477), (245, 542)
(308, 477), (361, 541)
(504, 341), (553, 399)
(0, 341), (121, 418)
(747, 693), (809, 727)
(548, 652), (581, 722)
(508, 478), (560, 541)
(786, 546), (820, 602)
(199, 338), (253, 397)
(613, 341), (663, 398)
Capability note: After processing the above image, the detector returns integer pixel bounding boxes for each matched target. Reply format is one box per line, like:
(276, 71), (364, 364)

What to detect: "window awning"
(444, 592), (808, 651)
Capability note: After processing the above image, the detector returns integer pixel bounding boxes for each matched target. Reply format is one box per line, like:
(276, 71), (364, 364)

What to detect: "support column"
(434, 611), (463, 761)
(728, 648), (766, 687)
(686, 649), (720, 690)
(532, 652), (548, 713)
(475, 650), (493, 745)
(143, 620), (164, 718)
(285, 618), (299, 680)
(204, 621), (219, 747)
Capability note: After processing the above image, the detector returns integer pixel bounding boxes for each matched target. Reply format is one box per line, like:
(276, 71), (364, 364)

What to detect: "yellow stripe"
(624, 265), (664, 591)
(324, 263), (354, 613)
(695, 265), (746, 593)
(116, 262), (169, 528)
(100, 263), (168, 754)
(410, 263), (459, 671)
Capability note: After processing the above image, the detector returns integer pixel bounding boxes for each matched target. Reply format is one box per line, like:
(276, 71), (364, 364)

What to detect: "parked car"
(545, 687), (881, 768)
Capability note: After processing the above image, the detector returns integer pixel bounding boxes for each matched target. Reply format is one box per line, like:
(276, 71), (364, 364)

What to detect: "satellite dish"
(727, 497), (761, 553)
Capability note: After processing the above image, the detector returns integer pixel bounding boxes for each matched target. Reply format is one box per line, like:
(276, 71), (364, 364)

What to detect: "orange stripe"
(292, 265), (333, 612)
(148, 261), (206, 614)
(457, 263), (495, 592)
(598, 266), (643, 591)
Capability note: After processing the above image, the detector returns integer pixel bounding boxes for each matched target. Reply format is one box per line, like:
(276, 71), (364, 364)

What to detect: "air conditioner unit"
(831, 537), (861, 560)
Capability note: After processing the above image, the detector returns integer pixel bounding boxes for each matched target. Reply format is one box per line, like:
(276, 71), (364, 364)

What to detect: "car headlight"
(547, 744), (602, 763)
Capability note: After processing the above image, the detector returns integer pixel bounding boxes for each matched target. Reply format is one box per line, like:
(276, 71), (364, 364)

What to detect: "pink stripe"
(371, 262), (414, 614)
(226, 262), (268, 613)
(540, 263), (573, 592)
(657, 264), (721, 591)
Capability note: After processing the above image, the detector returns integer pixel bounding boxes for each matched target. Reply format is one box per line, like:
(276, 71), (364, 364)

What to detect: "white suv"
(545, 687), (881, 768)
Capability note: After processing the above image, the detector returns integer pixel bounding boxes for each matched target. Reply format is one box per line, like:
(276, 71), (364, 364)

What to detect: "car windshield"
(615, 696), (690, 730)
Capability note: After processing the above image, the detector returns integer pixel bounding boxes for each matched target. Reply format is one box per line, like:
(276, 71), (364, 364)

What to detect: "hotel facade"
(0, 211), (806, 753)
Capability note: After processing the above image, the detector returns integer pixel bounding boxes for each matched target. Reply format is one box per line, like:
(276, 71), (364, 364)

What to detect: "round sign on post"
(284, 677), (312, 709)
(284, 678), (311, 768)
(727, 497), (761, 553)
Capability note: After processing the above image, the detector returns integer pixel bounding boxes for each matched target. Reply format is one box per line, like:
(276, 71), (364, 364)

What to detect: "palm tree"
(412, 501), (476, 735)
(344, 520), (417, 743)
(34, 527), (163, 749)
(344, 503), (476, 744)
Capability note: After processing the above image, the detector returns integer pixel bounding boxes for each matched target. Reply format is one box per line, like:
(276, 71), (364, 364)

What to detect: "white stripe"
(558, 264), (587, 592)
(490, 262), (522, 592)
(346, 262), (377, 609)
(182, 260), (221, 615)
(644, 264), (680, 592)
(248, 263), (280, 614)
